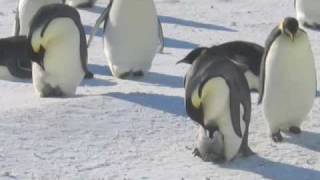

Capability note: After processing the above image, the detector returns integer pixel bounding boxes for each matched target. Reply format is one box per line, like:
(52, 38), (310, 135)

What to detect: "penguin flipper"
(258, 27), (281, 104)
(14, 7), (20, 36)
(177, 47), (208, 64)
(157, 17), (165, 54)
(87, 0), (113, 47)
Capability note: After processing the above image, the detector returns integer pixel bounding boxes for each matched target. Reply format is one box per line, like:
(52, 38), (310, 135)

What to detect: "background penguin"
(88, 0), (164, 79)
(0, 36), (33, 80)
(14, 0), (63, 36)
(179, 48), (253, 162)
(259, 17), (316, 142)
(179, 41), (264, 92)
(63, 0), (97, 8)
(29, 4), (91, 97)
(295, 0), (320, 30)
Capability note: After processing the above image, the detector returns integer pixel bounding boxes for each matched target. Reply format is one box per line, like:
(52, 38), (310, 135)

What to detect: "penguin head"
(279, 17), (299, 42)
(177, 47), (209, 64)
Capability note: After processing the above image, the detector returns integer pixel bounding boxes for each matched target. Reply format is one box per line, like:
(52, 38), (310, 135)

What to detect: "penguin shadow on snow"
(224, 155), (320, 179)
(132, 72), (184, 88)
(285, 130), (320, 152)
(159, 15), (237, 32)
(83, 25), (104, 37)
(106, 92), (186, 117)
(81, 5), (105, 14)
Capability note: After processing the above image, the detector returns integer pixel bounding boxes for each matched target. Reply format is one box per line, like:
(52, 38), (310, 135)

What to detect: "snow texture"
(1, 0), (320, 179)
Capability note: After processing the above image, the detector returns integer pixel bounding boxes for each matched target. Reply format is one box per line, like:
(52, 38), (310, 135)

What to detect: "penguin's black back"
(184, 52), (251, 138)
(29, 4), (88, 73)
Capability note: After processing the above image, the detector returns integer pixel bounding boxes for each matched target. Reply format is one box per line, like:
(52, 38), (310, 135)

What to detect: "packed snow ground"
(1, 0), (320, 179)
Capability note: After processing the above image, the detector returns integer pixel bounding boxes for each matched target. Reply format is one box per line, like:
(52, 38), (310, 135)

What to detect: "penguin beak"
(31, 45), (46, 70)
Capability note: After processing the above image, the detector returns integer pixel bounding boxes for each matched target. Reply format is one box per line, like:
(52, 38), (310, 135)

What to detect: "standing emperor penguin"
(63, 0), (97, 8)
(259, 17), (316, 142)
(14, 0), (63, 36)
(88, 0), (164, 79)
(29, 4), (91, 97)
(295, 0), (320, 30)
(178, 48), (253, 162)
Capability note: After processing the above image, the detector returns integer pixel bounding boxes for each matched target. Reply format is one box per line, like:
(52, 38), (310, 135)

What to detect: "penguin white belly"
(296, 0), (320, 25)
(32, 19), (84, 96)
(0, 66), (16, 81)
(18, 0), (61, 35)
(263, 34), (316, 132)
(103, 0), (159, 77)
(200, 78), (246, 161)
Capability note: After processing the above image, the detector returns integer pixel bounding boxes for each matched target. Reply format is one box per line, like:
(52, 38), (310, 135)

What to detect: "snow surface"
(1, 0), (320, 179)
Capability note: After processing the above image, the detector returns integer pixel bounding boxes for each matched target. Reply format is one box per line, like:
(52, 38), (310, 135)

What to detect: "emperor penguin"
(88, 0), (164, 79)
(295, 0), (320, 30)
(29, 4), (91, 97)
(0, 36), (33, 80)
(179, 41), (264, 92)
(63, 0), (97, 8)
(178, 48), (253, 162)
(15, 0), (93, 78)
(14, 0), (63, 36)
(259, 17), (316, 142)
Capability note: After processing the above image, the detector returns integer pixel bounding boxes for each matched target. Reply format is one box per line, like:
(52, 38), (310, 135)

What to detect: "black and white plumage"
(295, 0), (320, 30)
(0, 36), (33, 80)
(178, 41), (264, 92)
(180, 47), (253, 162)
(14, 0), (63, 36)
(259, 17), (316, 142)
(88, 0), (164, 79)
(29, 4), (92, 97)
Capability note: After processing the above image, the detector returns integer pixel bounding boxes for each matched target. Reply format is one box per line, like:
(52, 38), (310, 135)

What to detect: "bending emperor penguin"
(295, 0), (320, 30)
(88, 0), (165, 79)
(259, 17), (316, 142)
(0, 36), (33, 80)
(179, 41), (264, 92)
(14, 0), (63, 36)
(63, 0), (97, 8)
(29, 4), (91, 97)
(178, 47), (253, 162)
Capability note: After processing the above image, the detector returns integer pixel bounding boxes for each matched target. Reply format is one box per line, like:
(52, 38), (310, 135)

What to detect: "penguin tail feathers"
(176, 47), (208, 64)
(87, 0), (113, 47)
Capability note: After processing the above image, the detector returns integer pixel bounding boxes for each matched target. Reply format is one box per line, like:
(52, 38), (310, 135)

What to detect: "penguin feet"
(84, 71), (94, 79)
(132, 71), (144, 77)
(118, 72), (131, 79)
(41, 85), (64, 97)
(289, 126), (301, 134)
(271, 131), (283, 142)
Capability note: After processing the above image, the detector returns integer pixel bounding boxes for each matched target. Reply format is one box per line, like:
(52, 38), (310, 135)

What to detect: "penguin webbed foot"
(289, 126), (301, 134)
(84, 71), (94, 79)
(132, 71), (144, 77)
(271, 131), (283, 142)
(41, 85), (64, 97)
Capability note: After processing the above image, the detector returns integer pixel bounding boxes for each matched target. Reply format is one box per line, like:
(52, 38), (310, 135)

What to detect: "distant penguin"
(14, 0), (63, 36)
(88, 0), (164, 79)
(179, 48), (253, 162)
(259, 17), (316, 142)
(178, 41), (264, 92)
(295, 0), (320, 30)
(0, 36), (33, 80)
(63, 0), (97, 8)
(29, 4), (92, 97)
